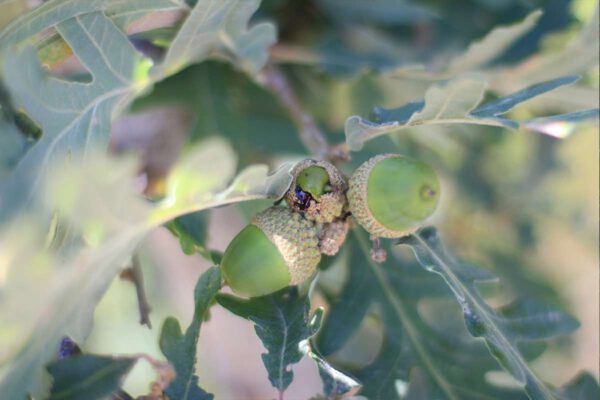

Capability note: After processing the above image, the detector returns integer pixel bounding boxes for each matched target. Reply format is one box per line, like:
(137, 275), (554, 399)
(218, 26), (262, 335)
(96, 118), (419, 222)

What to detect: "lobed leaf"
(154, 0), (276, 77)
(0, 0), (182, 47)
(388, 8), (598, 111)
(217, 289), (322, 392)
(0, 10), (149, 221)
(159, 267), (222, 400)
(397, 227), (579, 399)
(447, 10), (542, 74)
(321, 230), (531, 400)
(217, 288), (359, 397)
(498, 5), (599, 87)
(345, 76), (599, 151)
(0, 0), (276, 222)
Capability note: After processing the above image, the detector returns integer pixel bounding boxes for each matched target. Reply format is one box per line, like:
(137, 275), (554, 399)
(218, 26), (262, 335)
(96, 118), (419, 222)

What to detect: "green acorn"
(220, 206), (321, 297)
(347, 154), (440, 238)
(284, 159), (347, 223)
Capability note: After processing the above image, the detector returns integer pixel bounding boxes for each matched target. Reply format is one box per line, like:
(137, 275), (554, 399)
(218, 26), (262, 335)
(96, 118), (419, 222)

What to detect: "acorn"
(347, 154), (440, 238)
(284, 159), (347, 224)
(220, 206), (321, 297)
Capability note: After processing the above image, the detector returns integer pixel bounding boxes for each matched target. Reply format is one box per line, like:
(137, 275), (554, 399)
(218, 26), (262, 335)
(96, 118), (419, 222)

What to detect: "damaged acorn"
(284, 159), (347, 224)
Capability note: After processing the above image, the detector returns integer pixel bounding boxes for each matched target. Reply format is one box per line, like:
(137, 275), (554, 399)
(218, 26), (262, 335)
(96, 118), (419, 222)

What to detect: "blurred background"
(8, 0), (595, 398)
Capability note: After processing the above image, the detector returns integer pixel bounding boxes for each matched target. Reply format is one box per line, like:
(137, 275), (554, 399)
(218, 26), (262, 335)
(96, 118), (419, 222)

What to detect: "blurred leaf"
(217, 288), (358, 397)
(398, 227), (579, 399)
(47, 355), (137, 400)
(317, 0), (438, 25)
(0, 10), (150, 221)
(0, 139), (292, 398)
(0, 117), (29, 181)
(166, 211), (211, 256)
(447, 10), (542, 74)
(561, 372), (600, 400)
(153, 139), (293, 220)
(133, 62), (304, 163)
(154, 0), (276, 76)
(0, 0), (276, 222)
(10, 0), (180, 69)
(0, 0), (181, 47)
(500, 4), (599, 86)
(0, 0), (186, 219)
(159, 267), (221, 400)
(388, 7), (598, 110)
(345, 75), (598, 150)
(317, 242), (377, 356)
(0, 0), (27, 32)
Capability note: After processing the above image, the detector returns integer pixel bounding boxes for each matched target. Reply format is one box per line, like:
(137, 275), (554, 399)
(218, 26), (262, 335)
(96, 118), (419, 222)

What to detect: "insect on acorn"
(348, 154), (440, 238)
(284, 159), (347, 224)
(220, 155), (440, 295)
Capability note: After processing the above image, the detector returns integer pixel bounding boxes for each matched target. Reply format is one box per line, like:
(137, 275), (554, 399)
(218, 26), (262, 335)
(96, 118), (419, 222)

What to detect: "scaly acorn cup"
(284, 159), (347, 223)
(348, 154), (440, 238)
(220, 206), (321, 297)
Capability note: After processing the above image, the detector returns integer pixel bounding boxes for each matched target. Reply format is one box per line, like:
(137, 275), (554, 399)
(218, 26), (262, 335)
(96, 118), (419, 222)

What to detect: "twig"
(258, 63), (344, 161)
(120, 253), (153, 329)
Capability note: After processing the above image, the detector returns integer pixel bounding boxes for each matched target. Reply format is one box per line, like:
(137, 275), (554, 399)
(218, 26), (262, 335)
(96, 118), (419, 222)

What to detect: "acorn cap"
(284, 159), (347, 224)
(221, 207), (321, 297)
(348, 154), (440, 238)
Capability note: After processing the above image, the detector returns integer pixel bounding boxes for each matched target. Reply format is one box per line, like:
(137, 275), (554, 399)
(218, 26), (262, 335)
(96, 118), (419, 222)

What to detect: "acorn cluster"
(220, 154), (441, 297)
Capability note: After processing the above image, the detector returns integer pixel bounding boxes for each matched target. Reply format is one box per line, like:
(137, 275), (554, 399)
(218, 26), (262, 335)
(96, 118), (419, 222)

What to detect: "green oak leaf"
(345, 76), (598, 151)
(217, 288), (359, 398)
(159, 267), (221, 400)
(397, 227), (579, 400)
(47, 354), (137, 400)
